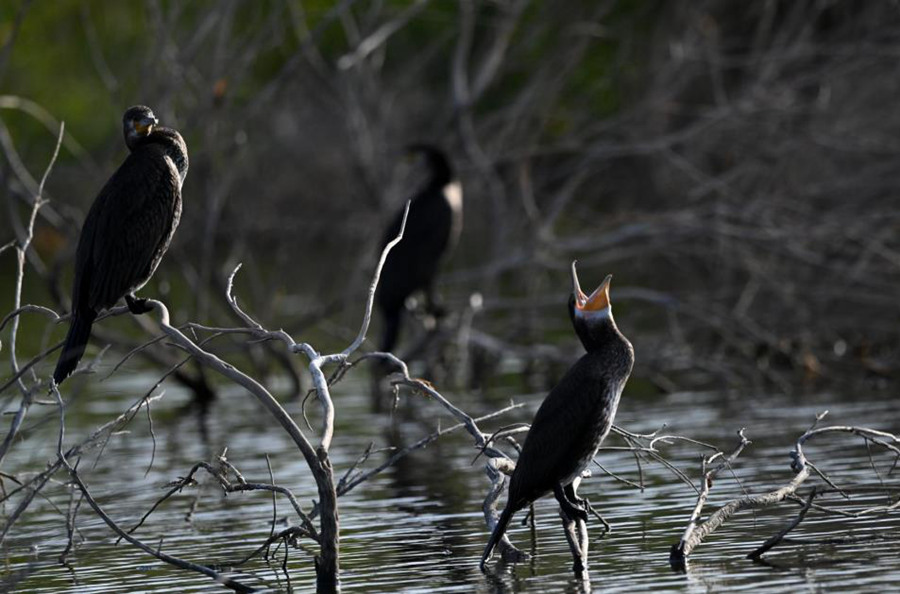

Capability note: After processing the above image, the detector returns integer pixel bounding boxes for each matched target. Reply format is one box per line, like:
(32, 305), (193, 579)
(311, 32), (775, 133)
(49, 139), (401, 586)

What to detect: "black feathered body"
(75, 142), (182, 310)
(507, 333), (633, 511)
(376, 146), (460, 353)
(53, 127), (187, 383)
(377, 184), (456, 315)
(481, 312), (633, 565)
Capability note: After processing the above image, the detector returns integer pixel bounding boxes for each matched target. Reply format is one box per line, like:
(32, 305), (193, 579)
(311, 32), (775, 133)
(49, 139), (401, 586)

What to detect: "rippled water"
(2, 370), (898, 592)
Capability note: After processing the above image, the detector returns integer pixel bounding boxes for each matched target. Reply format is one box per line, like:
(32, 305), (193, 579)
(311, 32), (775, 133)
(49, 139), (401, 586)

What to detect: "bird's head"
(123, 105), (158, 148)
(568, 261), (616, 350)
(404, 143), (453, 187)
(405, 143), (440, 159)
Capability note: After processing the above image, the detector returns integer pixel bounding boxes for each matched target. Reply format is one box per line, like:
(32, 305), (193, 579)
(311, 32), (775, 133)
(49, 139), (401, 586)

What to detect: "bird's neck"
(580, 326), (634, 393)
(575, 313), (627, 354)
(424, 154), (453, 189)
(135, 128), (189, 183)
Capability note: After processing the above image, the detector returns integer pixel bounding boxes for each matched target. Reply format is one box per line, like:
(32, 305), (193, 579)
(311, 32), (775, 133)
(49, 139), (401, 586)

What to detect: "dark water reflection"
(2, 371), (899, 592)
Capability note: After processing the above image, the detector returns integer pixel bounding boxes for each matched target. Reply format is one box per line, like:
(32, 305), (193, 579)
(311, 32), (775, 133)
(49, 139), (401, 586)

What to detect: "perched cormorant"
(376, 144), (462, 353)
(53, 106), (188, 384)
(480, 263), (634, 567)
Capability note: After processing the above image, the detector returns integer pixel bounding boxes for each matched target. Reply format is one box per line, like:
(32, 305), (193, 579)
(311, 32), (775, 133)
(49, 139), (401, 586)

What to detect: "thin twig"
(748, 488), (817, 559)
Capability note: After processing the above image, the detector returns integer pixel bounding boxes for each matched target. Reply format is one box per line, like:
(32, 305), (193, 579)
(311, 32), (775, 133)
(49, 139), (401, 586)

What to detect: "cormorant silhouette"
(481, 263), (633, 567)
(376, 144), (461, 354)
(53, 105), (188, 384)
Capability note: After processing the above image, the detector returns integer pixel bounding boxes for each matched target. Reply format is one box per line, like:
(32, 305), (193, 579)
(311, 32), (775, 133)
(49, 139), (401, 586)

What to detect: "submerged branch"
(671, 413), (900, 566)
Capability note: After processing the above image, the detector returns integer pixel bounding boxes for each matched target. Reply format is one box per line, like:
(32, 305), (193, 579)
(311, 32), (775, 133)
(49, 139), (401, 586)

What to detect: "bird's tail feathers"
(379, 308), (403, 353)
(480, 504), (515, 569)
(53, 311), (96, 385)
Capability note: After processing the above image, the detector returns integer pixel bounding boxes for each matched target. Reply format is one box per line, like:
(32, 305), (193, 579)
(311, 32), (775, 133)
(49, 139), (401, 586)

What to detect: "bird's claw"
(580, 498), (594, 522)
(573, 504), (589, 523)
(554, 483), (592, 522)
(126, 295), (153, 315)
(571, 496), (593, 522)
(558, 494), (589, 522)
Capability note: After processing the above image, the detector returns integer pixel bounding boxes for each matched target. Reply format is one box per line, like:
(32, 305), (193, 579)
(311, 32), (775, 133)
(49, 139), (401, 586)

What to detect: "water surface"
(2, 371), (898, 592)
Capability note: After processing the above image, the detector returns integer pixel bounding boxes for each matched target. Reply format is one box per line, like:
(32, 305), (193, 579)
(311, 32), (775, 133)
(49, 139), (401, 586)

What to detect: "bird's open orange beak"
(571, 261), (612, 311)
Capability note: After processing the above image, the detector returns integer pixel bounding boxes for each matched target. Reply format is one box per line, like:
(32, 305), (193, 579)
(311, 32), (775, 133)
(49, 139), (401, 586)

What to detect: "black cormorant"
(480, 262), (634, 567)
(53, 105), (188, 384)
(376, 144), (462, 354)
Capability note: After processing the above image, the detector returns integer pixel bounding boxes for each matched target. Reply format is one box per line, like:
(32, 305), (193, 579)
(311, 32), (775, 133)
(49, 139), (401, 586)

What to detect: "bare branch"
(672, 416), (900, 564)
(51, 385), (255, 593)
(342, 200), (410, 357)
(0, 122), (64, 467)
(747, 488), (817, 560)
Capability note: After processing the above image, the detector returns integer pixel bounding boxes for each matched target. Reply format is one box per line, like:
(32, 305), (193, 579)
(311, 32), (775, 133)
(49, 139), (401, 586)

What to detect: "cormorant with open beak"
(481, 262), (634, 567)
(376, 144), (462, 354)
(53, 105), (188, 384)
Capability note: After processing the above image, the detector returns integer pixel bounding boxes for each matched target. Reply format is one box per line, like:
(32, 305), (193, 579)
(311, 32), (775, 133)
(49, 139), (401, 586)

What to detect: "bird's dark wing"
(380, 190), (452, 252)
(77, 148), (180, 311)
(377, 191), (453, 311)
(507, 357), (610, 507)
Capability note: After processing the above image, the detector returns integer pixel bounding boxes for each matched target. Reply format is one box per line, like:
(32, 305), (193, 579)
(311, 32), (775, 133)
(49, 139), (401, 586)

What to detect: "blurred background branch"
(3, 1), (898, 397)
(1, 1), (900, 589)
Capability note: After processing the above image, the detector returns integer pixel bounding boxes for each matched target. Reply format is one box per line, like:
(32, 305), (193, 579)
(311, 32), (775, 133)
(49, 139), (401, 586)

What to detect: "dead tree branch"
(671, 412), (900, 567)
(50, 385), (256, 593)
(0, 121), (64, 467)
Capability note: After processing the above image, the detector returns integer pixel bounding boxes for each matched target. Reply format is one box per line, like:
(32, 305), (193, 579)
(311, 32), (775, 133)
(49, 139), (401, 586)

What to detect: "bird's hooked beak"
(133, 114), (158, 136)
(571, 261), (612, 312)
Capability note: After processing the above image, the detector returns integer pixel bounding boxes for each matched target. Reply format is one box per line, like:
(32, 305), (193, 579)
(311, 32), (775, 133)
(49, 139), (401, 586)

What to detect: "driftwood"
(0, 202), (418, 591)
(671, 412), (900, 568)
(0, 191), (533, 591)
